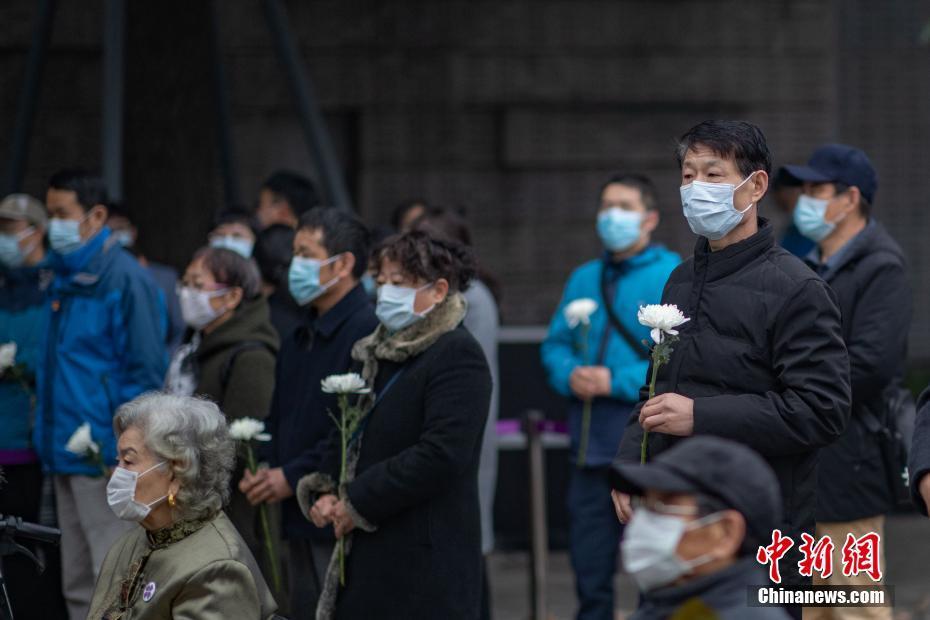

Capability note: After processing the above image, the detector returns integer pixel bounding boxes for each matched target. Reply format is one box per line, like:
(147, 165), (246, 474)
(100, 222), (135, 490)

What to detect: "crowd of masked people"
(4, 119), (930, 620)
(0, 168), (499, 619)
(542, 121), (930, 620)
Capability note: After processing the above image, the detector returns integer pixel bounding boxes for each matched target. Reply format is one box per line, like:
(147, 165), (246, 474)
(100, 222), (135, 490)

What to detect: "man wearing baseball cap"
(610, 436), (790, 619)
(782, 144), (908, 620)
(0, 193), (68, 616)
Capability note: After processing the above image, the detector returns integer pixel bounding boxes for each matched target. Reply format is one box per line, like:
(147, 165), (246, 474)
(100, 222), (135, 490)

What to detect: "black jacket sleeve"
(846, 257), (912, 405)
(910, 388), (930, 516)
(692, 279), (851, 457)
(345, 336), (492, 526)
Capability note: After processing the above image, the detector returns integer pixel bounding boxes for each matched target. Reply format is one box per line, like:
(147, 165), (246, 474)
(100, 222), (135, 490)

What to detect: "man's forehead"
(681, 145), (734, 168)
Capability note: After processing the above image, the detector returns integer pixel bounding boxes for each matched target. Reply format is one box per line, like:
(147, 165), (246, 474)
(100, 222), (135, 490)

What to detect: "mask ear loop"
(679, 511), (727, 571)
(734, 171), (759, 214)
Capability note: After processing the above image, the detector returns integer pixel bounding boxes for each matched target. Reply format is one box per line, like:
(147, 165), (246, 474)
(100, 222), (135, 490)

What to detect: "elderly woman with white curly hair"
(87, 392), (278, 619)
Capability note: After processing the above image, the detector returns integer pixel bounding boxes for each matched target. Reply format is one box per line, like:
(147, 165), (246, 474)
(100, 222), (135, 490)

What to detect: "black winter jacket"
(909, 388), (930, 515)
(808, 220), (911, 522)
(617, 220), (851, 585)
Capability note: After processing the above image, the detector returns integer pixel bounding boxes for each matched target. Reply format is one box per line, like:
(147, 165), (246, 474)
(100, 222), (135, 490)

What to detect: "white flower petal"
(564, 298), (598, 328)
(65, 422), (94, 456)
(321, 373), (369, 394)
(229, 417), (268, 441)
(0, 342), (16, 372)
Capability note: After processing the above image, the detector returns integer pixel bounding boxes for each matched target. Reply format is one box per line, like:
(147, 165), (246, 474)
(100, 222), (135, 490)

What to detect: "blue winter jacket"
(34, 227), (168, 475)
(541, 245), (679, 467)
(0, 265), (49, 464)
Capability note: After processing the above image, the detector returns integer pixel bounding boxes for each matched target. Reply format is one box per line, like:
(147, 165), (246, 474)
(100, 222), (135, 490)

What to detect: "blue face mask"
(288, 255), (340, 306)
(48, 217), (87, 254)
(597, 208), (643, 252)
(0, 227), (35, 269)
(680, 172), (757, 241)
(376, 283), (434, 332)
(793, 194), (837, 242)
(210, 235), (254, 258)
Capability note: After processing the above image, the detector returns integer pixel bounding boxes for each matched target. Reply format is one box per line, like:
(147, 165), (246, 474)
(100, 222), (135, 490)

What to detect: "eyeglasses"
(630, 497), (701, 517)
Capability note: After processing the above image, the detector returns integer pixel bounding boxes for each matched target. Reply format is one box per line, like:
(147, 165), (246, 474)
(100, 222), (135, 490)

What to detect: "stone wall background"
(1, 0), (928, 357)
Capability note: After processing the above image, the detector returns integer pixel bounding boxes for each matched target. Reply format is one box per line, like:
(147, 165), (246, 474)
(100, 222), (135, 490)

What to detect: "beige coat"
(88, 512), (277, 619)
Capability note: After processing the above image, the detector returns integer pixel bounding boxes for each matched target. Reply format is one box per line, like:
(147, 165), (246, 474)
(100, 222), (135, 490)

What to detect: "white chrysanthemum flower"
(228, 417), (272, 442)
(321, 373), (371, 395)
(564, 298), (599, 328)
(0, 342), (16, 373)
(65, 422), (100, 456)
(637, 304), (690, 344)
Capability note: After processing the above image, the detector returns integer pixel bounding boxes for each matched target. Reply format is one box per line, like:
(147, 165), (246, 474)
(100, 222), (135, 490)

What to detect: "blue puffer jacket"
(541, 244), (679, 467)
(34, 227), (168, 475)
(0, 265), (50, 464)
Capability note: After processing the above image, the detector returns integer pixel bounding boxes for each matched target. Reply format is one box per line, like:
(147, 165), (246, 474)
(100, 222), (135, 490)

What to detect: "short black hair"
(374, 230), (476, 294)
(298, 207), (370, 279)
(254, 224), (296, 287)
(262, 170), (319, 219)
(676, 120), (773, 178)
(192, 246), (262, 300)
(48, 168), (108, 212)
(213, 207), (259, 235)
(600, 173), (659, 211)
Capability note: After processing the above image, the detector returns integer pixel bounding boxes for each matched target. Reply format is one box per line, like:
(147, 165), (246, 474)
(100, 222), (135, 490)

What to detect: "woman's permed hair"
(373, 230), (476, 293)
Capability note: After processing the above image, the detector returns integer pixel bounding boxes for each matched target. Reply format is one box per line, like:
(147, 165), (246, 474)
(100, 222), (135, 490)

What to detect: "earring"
(168, 492), (176, 507)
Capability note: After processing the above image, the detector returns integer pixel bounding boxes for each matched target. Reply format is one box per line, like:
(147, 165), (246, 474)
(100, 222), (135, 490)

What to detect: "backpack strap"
(599, 262), (650, 362)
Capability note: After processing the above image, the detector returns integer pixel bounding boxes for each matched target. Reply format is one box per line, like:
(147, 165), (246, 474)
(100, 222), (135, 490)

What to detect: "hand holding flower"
(309, 494), (338, 528)
(331, 500), (356, 539)
(638, 393), (694, 436)
(569, 366), (612, 400)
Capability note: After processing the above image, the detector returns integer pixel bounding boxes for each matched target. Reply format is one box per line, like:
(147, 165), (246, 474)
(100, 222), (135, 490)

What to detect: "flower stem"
(246, 443), (282, 595)
(339, 394), (348, 586)
(641, 357), (660, 464)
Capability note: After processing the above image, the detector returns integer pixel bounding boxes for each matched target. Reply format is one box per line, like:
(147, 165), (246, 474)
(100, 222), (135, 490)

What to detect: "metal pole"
(261, 0), (353, 211)
(3, 0), (56, 195)
(102, 0), (125, 201)
(523, 409), (548, 620)
(208, 0), (241, 208)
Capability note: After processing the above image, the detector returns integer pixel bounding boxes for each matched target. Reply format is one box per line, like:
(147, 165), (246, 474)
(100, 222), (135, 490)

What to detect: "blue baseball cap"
(781, 143), (877, 204)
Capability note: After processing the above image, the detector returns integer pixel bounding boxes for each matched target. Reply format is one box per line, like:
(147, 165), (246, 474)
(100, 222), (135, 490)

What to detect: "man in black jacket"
(239, 207), (378, 617)
(910, 389), (930, 515)
(615, 121), (851, 617)
(783, 144), (910, 619)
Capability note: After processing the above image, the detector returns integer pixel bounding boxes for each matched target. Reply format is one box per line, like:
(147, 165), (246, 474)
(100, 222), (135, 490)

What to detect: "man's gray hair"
(114, 392), (236, 521)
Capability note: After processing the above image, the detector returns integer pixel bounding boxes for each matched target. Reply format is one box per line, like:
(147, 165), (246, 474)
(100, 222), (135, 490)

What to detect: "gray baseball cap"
(0, 194), (47, 228)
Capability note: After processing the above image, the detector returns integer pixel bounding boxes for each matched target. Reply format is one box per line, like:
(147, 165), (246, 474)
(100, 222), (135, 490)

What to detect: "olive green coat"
(88, 512), (277, 619)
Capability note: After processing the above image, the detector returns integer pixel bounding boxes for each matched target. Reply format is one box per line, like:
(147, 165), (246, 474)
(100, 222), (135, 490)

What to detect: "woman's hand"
(331, 500), (356, 538)
(309, 494), (338, 528)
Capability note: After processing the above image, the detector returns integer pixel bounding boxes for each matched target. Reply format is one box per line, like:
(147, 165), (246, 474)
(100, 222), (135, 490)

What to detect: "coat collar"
(308, 283), (371, 340)
(692, 218), (775, 282)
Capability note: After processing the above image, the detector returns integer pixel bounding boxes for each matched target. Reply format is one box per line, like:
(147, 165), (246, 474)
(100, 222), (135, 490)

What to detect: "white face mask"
(106, 461), (168, 522)
(680, 172), (757, 241)
(178, 286), (229, 330)
(375, 283), (435, 332)
(621, 507), (723, 591)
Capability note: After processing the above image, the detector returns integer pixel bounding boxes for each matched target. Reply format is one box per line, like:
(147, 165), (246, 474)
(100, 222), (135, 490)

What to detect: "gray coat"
(464, 279), (500, 554)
